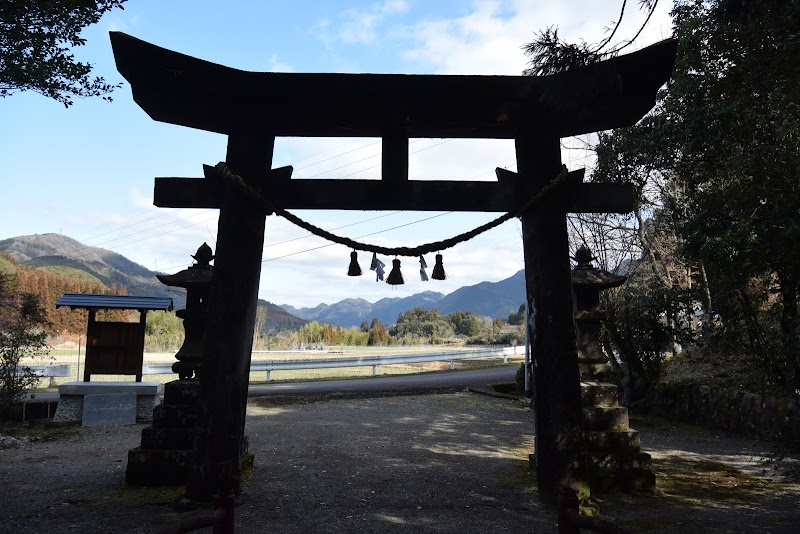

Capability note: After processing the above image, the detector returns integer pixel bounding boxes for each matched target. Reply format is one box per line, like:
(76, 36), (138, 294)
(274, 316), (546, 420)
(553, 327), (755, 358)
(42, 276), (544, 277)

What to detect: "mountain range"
(280, 269), (525, 327)
(1, 233), (526, 330)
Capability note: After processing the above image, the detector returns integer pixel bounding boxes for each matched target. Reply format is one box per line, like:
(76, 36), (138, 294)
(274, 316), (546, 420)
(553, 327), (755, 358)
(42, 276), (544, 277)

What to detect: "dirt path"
(1, 392), (798, 533)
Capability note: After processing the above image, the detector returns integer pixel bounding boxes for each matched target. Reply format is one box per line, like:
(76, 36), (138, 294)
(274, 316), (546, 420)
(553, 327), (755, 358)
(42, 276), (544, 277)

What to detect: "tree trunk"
(778, 271), (799, 390)
(699, 261), (716, 331)
(603, 313), (649, 405)
(737, 288), (785, 386)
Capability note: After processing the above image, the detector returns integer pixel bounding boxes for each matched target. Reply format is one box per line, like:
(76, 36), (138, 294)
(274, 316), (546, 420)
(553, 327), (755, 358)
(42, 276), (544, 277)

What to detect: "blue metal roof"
(55, 293), (173, 311)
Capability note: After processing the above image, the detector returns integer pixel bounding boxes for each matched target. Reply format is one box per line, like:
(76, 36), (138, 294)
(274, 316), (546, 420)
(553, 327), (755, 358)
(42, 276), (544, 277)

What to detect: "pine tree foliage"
(522, 0), (660, 75)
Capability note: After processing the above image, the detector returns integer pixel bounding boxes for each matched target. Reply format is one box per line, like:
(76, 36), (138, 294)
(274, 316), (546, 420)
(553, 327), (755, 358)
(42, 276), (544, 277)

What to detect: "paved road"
(28, 366), (519, 403)
(247, 365), (518, 396)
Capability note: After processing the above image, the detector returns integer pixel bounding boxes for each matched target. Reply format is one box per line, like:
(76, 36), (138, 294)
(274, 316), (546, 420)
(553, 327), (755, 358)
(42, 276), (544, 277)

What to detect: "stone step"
(153, 404), (198, 428)
(162, 380), (201, 407)
(579, 362), (612, 380)
(583, 429), (640, 452)
(586, 451), (652, 470)
(582, 406), (629, 431)
(577, 351), (611, 364)
(580, 381), (619, 407)
(586, 451), (655, 492)
(126, 447), (190, 486)
(140, 427), (194, 450)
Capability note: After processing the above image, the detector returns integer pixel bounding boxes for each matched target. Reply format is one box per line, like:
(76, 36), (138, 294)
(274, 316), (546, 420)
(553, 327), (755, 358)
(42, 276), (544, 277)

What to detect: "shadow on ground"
(1, 393), (798, 533)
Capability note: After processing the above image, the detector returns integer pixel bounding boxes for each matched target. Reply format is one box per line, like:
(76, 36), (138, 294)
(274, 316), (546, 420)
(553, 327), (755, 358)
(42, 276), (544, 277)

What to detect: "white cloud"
(267, 54), (294, 72)
(130, 187), (156, 210)
(401, 1), (559, 75)
(401, 0), (673, 75)
(317, 0), (410, 45)
(106, 13), (140, 33)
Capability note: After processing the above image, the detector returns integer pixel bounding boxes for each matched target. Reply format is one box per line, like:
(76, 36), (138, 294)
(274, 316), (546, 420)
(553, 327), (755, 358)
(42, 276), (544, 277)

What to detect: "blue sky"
(1, 0), (672, 308)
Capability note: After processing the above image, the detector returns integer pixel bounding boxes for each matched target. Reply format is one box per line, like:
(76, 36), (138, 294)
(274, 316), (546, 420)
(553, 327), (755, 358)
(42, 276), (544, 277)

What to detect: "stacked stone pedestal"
(581, 381), (655, 492)
(126, 380), (199, 486)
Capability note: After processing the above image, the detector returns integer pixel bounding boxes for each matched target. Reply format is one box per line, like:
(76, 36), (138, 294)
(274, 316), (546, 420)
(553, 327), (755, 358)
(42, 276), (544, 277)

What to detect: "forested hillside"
(0, 254), (131, 335)
(0, 233), (179, 307)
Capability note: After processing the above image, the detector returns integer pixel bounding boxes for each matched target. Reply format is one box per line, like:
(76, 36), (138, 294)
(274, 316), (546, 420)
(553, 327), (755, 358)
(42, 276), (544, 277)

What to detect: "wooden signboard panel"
(85, 318), (146, 382)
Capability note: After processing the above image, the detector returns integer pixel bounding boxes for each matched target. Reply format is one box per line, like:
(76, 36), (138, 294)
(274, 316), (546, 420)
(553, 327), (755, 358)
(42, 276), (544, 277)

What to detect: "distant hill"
(0, 233), (184, 307)
(369, 291), (445, 325)
(435, 269), (526, 318)
(256, 299), (308, 333)
(281, 271), (525, 327)
(282, 291), (446, 327)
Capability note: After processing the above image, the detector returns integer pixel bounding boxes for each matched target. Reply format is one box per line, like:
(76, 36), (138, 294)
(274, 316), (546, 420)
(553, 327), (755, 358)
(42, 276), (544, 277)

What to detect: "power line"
(79, 208), (184, 242)
(294, 139), (382, 172)
(105, 215), (221, 251)
(336, 139), (454, 179)
(286, 137), (366, 165)
(262, 211), (402, 250)
(75, 140), (388, 246)
(262, 212), (454, 263)
(91, 209), (216, 247)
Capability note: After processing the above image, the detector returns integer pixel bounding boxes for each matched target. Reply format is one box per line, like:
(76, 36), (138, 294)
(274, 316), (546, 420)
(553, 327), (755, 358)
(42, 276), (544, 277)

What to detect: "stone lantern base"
(581, 381), (655, 492)
(126, 379), (200, 486)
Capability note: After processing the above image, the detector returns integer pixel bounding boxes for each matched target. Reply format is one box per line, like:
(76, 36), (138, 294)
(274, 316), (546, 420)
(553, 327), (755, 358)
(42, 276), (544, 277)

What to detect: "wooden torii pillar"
(110, 32), (677, 504)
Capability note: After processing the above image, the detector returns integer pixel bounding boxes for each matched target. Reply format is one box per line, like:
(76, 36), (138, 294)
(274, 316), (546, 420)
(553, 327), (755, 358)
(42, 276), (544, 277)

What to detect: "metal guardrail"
(141, 346), (524, 381)
(20, 364), (71, 387)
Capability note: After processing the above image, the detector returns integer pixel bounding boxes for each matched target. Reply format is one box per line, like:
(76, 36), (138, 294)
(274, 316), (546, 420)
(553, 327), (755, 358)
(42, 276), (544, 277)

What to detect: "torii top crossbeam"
(110, 33), (676, 215)
(111, 32), (676, 140)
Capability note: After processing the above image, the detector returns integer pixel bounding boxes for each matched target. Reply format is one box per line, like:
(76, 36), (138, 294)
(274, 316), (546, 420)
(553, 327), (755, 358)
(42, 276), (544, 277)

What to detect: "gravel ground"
(1, 391), (799, 533)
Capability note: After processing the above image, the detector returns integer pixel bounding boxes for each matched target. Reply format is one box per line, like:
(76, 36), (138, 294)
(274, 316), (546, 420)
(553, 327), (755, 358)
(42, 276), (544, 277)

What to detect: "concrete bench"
(53, 381), (162, 425)
(21, 364), (71, 387)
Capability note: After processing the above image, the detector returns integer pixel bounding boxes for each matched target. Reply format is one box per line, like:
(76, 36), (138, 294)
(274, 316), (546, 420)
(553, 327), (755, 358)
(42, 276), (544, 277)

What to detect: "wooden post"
(381, 131), (408, 184)
(84, 310), (95, 382)
(517, 132), (586, 504)
(187, 133), (274, 500)
(136, 310), (147, 382)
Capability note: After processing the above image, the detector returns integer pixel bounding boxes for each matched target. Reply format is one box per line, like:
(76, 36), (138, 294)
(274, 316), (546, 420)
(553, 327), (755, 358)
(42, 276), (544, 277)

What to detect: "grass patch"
(660, 345), (785, 395)
(38, 265), (103, 284)
(0, 255), (16, 275)
(653, 457), (773, 505)
(0, 420), (80, 441)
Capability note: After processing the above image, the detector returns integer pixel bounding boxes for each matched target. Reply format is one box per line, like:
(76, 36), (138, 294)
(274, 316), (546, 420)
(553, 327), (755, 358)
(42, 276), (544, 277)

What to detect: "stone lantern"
(571, 245), (655, 492)
(126, 243), (215, 487)
(156, 243), (215, 380)
(571, 246), (626, 381)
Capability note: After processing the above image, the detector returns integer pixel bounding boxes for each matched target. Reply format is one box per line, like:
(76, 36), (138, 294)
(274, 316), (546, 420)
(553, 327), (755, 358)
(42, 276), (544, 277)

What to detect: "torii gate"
(111, 32), (677, 505)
